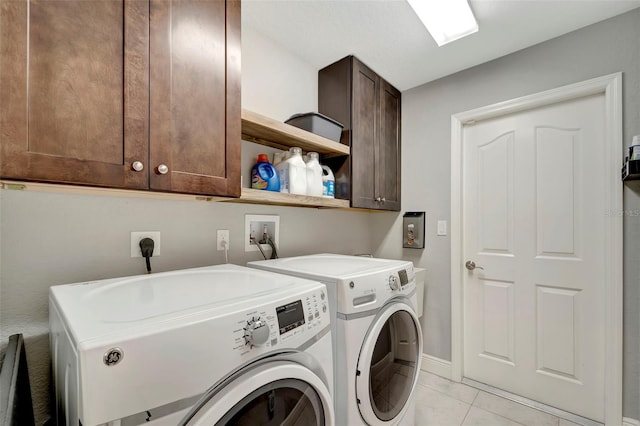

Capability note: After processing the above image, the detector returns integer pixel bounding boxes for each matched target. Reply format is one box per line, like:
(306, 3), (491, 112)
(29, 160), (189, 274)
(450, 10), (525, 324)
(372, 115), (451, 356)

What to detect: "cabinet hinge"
(1, 182), (26, 191)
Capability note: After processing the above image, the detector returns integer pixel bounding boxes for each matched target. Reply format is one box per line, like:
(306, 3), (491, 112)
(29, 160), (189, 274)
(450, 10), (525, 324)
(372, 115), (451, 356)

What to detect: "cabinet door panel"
(29, 0), (122, 163)
(351, 59), (379, 210)
(377, 80), (401, 211)
(0, 0), (149, 189)
(150, 0), (240, 196)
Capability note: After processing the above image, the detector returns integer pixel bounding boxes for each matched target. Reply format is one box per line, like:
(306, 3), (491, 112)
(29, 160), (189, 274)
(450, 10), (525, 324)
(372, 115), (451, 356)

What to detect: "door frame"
(450, 73), (623, 425)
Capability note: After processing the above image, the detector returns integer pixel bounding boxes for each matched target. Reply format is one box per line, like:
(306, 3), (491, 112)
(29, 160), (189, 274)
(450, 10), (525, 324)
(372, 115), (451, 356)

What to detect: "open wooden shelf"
(241, 109), (349, 158)
(239, 109), (352, 208)
(223, 188), (350, 208)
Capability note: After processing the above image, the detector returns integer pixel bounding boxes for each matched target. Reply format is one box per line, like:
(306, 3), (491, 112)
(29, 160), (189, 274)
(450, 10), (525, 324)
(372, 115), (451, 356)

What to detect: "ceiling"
(243, 0), (640, 91)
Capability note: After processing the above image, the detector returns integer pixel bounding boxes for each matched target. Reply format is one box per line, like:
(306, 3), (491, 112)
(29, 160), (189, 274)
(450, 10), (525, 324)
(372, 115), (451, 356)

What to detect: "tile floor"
(414, 371), (583, 426)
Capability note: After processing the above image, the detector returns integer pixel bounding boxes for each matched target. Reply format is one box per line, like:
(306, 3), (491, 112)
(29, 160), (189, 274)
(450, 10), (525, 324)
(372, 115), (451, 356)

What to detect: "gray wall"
(0, 26), (375, 424)
(373, 9), (640, 419)
(3, 8), (639, 424)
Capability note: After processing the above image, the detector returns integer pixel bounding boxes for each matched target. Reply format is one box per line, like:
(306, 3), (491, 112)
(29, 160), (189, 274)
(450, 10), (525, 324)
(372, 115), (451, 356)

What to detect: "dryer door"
(356, 301), (423, 425)
(180, 360), (334, 426)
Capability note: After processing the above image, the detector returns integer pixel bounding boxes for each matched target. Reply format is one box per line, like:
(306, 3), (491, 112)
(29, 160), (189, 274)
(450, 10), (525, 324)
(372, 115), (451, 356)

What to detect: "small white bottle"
(284, 147), (307, 195)
(305, 152), (324, 197)
(321, 165), (335, 198)
(276, 151), (290, 193)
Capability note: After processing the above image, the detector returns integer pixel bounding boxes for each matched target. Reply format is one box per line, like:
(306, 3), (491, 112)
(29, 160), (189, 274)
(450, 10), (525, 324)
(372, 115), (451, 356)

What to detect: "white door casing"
(450, 74), (623, 425)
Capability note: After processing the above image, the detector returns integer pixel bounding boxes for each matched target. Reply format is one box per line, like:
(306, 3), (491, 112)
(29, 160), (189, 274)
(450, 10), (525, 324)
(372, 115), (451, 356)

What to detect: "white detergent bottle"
(276, 151), (291, 193)
(305, 152), (324, 197)
(285, 147), (307, 195)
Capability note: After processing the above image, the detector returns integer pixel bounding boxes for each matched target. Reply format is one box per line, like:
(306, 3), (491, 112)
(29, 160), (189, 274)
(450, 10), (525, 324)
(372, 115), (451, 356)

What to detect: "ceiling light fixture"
(407, 0), (478, 47)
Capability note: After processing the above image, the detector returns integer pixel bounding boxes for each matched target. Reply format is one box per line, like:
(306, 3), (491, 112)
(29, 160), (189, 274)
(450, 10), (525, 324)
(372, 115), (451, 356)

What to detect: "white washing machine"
(248, 254), (423, 426)
(49, 264), (334, 426)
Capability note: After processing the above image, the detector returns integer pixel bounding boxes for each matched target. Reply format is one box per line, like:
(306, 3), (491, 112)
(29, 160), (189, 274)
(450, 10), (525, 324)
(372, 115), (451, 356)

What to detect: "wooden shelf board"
(222, 188), (351, 208)
(242, 109), (349, 158)
(0, 180), (388, 211)
(0, 180), (227, 202)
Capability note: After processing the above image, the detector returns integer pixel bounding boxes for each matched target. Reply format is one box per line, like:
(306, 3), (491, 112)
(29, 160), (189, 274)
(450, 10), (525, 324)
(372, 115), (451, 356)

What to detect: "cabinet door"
(351, 59), (380, 210)
(376, 79), (401, 211)
(149, 0), (241, 197)
(0, 0), (149, 189)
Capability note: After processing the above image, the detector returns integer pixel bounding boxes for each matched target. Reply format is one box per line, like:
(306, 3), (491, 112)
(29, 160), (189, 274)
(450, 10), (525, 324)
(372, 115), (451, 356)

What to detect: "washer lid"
(248, 254), (412, 280)
(50, 264), (324, 343)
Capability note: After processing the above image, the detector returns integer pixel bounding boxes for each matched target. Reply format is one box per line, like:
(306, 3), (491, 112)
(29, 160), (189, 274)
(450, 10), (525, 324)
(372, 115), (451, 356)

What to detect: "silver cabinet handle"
(132, 161), (144, 172)
(465, 261), (484, 271)
(157, 164), (169, 175)
(375, 197), (382, 202)
(381, 197), (386, 203)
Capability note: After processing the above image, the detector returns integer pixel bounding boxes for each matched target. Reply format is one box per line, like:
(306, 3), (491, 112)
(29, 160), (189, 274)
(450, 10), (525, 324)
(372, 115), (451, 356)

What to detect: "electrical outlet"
(245, 214), (280, 252)
(217, 230), (230, 251)
(130, 231), (161, 257)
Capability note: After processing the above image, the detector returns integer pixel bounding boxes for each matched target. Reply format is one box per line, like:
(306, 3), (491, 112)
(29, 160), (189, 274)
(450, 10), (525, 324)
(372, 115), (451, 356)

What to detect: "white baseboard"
(420, 354), (452, 380)
(623, 418), (640, 426)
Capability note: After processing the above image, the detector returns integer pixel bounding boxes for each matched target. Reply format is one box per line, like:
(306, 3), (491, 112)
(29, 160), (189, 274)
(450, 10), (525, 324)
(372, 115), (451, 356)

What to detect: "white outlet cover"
(245, 214), (280, 252)
(131, 231), (161, 257)
(217, 229), (230, 251)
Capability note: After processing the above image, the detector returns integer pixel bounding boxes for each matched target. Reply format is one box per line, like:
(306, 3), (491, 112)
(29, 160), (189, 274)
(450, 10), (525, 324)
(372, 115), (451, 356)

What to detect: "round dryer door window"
(356, 302), (422, 424)
(179, 361), (334, 426)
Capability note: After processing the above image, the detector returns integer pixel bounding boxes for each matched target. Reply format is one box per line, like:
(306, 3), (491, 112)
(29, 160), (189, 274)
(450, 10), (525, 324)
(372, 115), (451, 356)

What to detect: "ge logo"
(103, 348), (124, 366)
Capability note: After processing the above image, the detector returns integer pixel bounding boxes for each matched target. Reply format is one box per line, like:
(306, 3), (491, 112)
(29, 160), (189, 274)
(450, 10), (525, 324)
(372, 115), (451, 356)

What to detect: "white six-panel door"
(462, 93), (607, 422)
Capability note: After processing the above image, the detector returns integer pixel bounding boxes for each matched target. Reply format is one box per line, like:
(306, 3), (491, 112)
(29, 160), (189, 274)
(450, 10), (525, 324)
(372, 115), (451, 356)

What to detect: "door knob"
(157, 164), (169, 175)
(375, 197), (382, 202)
(465, 261), (484, 271)
(132, 161), (144, 172)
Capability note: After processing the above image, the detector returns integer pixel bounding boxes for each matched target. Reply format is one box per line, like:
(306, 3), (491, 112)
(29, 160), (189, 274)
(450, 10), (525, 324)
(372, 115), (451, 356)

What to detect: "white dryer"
(248, 254), (423, 426)
(49, 264), (334, 426)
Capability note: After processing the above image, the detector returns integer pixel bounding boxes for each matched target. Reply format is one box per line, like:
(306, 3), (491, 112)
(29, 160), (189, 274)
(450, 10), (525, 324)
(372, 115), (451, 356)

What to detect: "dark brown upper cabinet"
(0, 0), (240, 197)
(149, 0), (240, 196)
(319, 56), (401, 211)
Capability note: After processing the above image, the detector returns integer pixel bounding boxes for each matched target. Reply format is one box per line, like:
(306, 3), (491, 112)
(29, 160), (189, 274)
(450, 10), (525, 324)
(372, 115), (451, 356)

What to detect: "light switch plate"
(437, 220), (447, 236)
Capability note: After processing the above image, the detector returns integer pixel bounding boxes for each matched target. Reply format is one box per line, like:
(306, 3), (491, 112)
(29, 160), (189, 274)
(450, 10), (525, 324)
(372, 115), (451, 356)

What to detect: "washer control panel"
(232, 287), (329, 356)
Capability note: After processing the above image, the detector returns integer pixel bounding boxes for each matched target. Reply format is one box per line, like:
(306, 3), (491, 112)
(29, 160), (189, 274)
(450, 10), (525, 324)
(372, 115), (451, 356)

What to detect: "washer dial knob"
(244, 317), (270, 347)
(388, 275), (399, 291)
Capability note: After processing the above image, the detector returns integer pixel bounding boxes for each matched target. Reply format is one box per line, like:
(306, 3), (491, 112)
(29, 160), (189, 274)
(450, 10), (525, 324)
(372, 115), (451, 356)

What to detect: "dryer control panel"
(336, 263), (416, 315)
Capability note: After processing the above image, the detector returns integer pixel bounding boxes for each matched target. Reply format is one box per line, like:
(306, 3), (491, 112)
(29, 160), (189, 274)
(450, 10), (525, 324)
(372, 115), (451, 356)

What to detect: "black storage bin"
(285, 112), (344, 142)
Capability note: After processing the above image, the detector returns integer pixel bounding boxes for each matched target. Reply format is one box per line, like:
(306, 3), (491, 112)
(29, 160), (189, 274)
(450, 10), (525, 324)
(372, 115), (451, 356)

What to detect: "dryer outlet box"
(403, 212), (425, 249)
